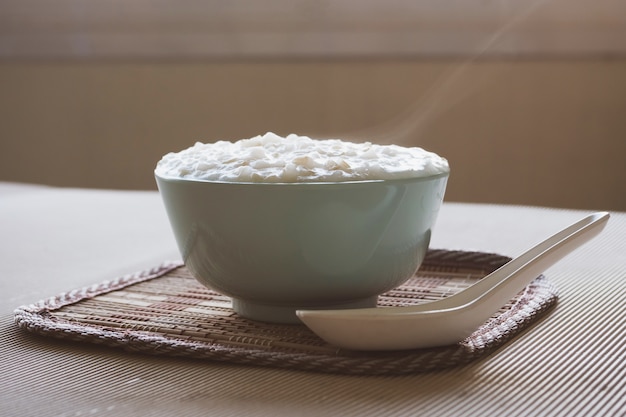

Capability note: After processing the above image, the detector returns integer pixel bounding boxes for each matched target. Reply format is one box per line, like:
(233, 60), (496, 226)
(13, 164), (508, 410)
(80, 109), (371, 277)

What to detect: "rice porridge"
(155, 132), (449, 183)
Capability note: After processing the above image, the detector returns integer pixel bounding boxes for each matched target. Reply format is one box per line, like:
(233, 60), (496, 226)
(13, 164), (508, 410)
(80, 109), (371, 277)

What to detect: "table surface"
(2, 182), (625, 417)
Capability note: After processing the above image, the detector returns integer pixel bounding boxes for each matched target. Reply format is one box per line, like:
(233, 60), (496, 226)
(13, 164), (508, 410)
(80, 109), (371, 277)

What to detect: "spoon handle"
(454, 211), (610, 317)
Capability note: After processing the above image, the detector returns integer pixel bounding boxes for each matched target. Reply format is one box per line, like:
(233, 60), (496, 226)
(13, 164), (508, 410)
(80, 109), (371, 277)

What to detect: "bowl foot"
(232, 296), (379, 324)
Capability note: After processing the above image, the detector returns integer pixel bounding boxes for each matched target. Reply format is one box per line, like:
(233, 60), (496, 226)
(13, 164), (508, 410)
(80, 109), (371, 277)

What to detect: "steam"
(339, 0), (550, 147)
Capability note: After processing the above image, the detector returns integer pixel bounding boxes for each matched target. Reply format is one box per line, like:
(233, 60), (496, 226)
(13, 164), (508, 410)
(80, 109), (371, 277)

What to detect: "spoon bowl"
(297, 212), (610, 350)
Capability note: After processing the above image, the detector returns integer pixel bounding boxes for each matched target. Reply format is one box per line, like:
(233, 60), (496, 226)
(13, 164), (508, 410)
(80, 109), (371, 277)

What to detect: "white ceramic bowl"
(156, 172), (449, 323)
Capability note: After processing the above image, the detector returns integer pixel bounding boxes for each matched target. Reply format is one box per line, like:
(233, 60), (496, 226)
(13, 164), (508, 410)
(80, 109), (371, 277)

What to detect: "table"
(2, 182), (625, 416)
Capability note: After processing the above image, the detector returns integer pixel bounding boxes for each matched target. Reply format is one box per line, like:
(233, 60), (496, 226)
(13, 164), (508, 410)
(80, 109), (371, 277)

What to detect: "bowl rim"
(154, 170), (449, 187)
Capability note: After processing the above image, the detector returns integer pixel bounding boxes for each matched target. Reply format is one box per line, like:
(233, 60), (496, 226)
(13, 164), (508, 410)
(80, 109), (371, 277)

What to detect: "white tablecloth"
(2, 182), (624, 416)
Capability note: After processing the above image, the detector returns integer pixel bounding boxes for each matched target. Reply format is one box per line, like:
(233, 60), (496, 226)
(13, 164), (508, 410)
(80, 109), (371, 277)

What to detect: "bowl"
(155, 172), (449, 323)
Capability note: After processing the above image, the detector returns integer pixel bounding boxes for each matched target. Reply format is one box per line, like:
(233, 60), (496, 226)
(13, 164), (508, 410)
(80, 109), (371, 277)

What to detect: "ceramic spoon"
(297, 212), (610, 351)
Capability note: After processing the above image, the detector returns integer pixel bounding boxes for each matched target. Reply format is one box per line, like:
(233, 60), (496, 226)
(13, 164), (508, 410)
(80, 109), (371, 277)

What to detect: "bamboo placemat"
(14, 249), (558, 375)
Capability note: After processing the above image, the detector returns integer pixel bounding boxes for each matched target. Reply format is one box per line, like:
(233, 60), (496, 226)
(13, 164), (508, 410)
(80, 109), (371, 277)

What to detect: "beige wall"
(1, 59), (625, 211)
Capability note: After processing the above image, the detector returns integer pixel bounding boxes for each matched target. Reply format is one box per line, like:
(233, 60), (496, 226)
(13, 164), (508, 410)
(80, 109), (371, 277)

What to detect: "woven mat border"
(14, 250), (558, 375)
